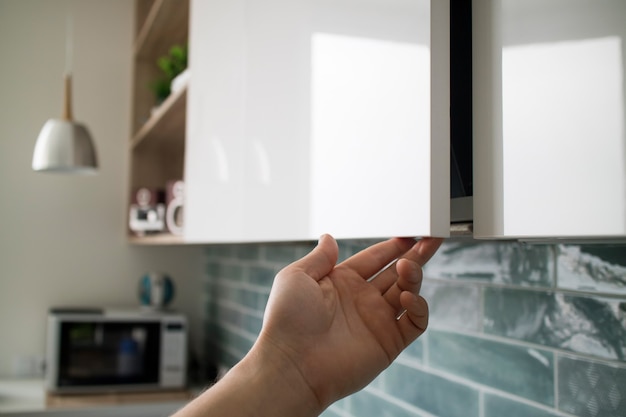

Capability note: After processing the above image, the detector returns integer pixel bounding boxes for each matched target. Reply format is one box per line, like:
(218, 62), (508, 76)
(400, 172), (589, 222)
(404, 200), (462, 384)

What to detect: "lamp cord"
(65, 7), (73, 76)
(63, 8), (73, 120)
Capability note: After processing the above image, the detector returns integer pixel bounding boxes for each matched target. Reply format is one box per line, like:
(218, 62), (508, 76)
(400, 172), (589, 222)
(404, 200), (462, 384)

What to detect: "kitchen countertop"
(0, 379), (45, 414)
(0, 379), (190, 416)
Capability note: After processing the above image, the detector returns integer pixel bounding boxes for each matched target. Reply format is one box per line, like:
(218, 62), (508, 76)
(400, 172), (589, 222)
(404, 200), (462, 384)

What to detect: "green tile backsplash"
(484, 394), (562, 417)
(202, 240), (626, 417)
(385, 362), (480, 417)
(484, 288), (626, 360)
(558, 355), (626, 417)
(429, 330), (555, 405)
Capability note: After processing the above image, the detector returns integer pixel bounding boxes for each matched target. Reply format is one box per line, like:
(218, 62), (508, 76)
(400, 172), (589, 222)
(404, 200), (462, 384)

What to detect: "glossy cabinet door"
(473, 0), (626, 239)
(185, 0), (450, 242)
(184, 0), (247, 242)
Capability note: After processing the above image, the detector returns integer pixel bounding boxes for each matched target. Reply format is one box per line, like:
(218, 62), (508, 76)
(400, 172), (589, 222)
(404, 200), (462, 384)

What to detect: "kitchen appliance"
(45, 308), (187, 394)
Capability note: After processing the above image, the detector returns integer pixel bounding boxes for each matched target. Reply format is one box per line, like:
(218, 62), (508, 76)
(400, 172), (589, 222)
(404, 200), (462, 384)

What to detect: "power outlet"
(12, 355), (45, 378)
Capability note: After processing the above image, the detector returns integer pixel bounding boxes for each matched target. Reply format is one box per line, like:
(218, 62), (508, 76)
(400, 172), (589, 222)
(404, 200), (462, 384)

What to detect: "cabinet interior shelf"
(135, 0), (189, 59)
(129, 233), (185, 245)
(129, 0), (189, 245)
(131, 85), (187, 151)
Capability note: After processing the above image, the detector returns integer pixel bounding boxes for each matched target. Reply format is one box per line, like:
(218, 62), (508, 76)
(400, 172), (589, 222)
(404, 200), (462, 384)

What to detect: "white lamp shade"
(32, 118), (98, 173)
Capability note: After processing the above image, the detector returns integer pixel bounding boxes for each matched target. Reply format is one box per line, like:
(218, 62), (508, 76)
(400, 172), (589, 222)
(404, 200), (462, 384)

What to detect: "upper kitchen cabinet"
(473, 0), (626, 239)
(185, 0), (451, 243)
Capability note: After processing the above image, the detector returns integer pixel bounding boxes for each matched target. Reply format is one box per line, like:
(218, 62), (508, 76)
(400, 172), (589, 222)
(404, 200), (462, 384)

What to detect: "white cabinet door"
(185, 0), (450, 243)
(184, 0), (247, 243)
(473, 0), (626, 239)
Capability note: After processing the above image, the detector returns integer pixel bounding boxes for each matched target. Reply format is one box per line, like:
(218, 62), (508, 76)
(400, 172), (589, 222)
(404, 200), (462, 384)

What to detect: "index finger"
(371, 237), (443, 294)
(406, 237), (444, 266)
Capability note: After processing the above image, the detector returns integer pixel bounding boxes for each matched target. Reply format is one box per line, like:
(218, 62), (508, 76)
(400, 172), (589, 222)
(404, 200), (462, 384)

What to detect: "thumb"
(289, 234), (338, 281)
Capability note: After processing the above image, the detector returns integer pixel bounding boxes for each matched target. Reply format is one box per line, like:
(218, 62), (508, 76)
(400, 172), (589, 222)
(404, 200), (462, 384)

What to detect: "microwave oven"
(45, 308), (187, 394)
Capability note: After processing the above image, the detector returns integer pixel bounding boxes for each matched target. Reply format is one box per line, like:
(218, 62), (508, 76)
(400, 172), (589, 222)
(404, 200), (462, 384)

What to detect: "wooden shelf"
(128, 233), (185, 245)
(131, 84), (187, 151)
(135, 0), (189, 59)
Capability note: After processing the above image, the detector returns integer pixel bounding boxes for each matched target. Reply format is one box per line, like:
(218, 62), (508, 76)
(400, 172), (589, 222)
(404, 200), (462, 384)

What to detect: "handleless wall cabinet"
(130, 0), (626, 244)
(184, 0), (451, 242)
(473, 0), (626, 239)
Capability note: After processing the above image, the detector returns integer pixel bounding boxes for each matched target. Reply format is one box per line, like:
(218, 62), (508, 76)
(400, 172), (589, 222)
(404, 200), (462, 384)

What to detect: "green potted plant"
(150, 44), (188, 105)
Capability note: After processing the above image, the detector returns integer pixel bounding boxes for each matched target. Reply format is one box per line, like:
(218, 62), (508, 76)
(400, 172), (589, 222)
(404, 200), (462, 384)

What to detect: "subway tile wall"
(202, 240), (626, 417)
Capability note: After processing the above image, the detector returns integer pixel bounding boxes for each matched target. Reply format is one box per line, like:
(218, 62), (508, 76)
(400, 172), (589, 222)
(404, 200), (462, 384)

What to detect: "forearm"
(171, 344), (321, 417)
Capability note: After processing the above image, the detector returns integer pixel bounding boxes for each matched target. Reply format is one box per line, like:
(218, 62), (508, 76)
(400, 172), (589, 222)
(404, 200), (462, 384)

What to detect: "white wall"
(0, 0), (206, 377)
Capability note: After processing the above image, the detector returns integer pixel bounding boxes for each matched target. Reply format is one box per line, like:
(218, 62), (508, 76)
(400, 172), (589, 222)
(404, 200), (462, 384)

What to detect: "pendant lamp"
(32, 12), (98, 174)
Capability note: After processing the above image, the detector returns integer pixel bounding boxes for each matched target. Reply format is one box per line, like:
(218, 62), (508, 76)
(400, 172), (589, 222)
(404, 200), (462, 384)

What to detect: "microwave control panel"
(160, 320), (188, 387)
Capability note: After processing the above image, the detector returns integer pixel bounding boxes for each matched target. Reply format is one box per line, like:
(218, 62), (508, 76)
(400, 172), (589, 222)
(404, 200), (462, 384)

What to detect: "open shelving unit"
(131, 85), (187, 150)
(128, 0), (190, 245)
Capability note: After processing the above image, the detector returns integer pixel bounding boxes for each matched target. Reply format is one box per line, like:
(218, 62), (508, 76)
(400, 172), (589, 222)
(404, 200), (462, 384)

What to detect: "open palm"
(257, 234), (443, 409)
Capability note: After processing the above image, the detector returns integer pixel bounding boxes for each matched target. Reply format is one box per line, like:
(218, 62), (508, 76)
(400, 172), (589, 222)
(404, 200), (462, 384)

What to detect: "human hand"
(255, 234), (443, 412)
(172, 234), (443, 417)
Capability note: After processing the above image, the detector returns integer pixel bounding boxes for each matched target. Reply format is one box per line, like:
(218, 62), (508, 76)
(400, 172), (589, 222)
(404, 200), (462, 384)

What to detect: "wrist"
(172, 340), (321, 417)
(237, 337), (322, 417)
